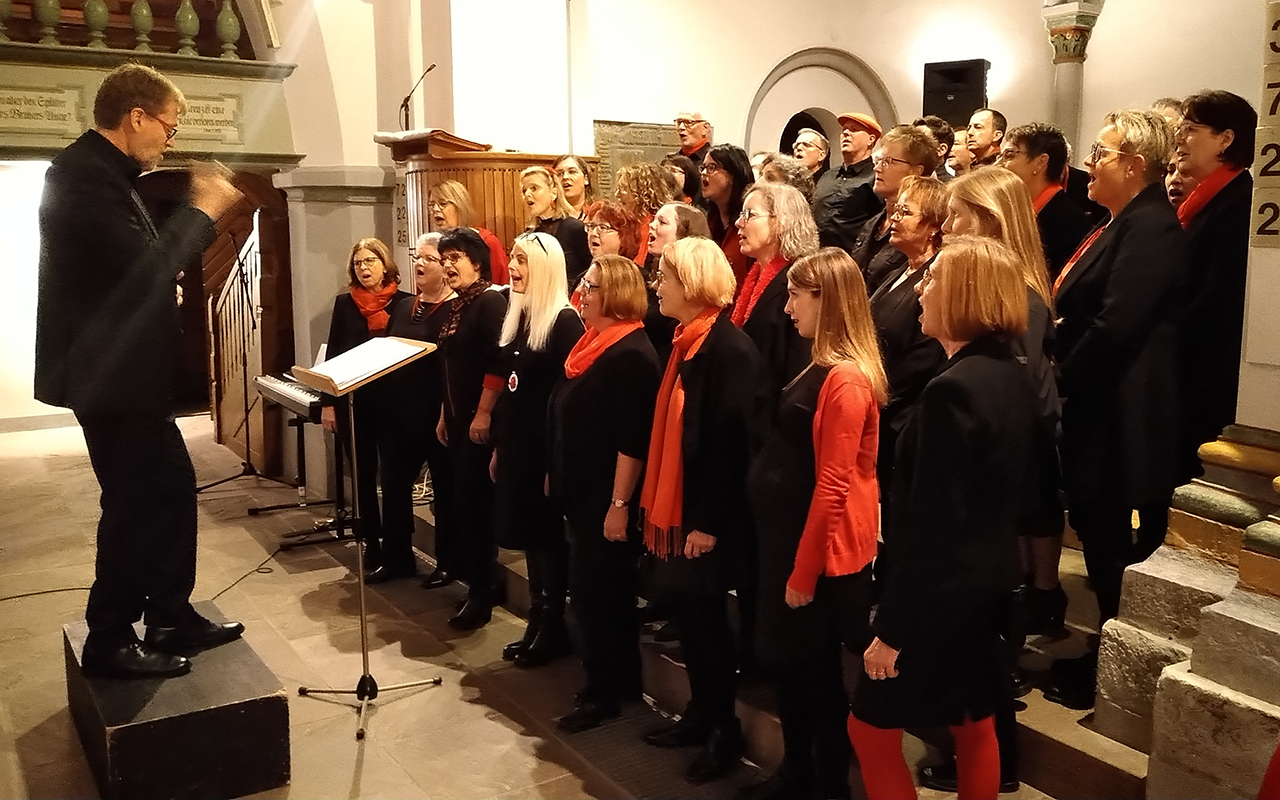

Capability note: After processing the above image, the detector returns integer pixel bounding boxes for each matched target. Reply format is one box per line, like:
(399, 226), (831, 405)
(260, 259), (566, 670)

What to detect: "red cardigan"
(479, 227), (510, 285)
(787, 362), (881, 595)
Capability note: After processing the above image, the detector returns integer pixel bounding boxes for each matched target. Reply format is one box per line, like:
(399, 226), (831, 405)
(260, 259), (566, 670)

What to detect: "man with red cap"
(812, 112), (884, 251)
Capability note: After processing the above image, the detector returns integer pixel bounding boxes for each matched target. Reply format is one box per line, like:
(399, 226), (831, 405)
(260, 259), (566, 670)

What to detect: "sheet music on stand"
(292, 336), (434, 397)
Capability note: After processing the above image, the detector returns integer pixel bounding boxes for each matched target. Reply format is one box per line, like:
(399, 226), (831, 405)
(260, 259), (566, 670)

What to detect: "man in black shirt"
(812, 112), (884, 251)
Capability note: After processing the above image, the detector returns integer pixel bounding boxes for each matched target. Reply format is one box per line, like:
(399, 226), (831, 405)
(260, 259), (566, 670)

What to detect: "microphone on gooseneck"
(400, 63), (437, 131)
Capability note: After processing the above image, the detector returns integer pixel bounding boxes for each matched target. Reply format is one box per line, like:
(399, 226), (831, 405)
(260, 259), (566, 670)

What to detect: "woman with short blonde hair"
(661, 238), (737, 309)
(850, 235), (1038, 800)
(521, 166), (591, 286)
(591, 253), (650, 321)
(429, 180), (511, 284)
(492, 231), (584, 667)
(747, 247), (885, 799)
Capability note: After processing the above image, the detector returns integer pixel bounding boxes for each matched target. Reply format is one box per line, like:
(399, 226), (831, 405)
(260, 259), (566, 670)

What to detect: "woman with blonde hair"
(521, 166), (591, 287)
(745, 247), (886, 800)
(491, 232), (584, 666)
(554, 154), (596, 219)
(640, 237), (769, 784)
(429, 179), (510, 284)
(850, 236), (1037, 800)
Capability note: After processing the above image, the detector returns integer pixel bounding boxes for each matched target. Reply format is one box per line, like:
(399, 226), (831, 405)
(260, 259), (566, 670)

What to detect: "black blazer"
(548, 328), (662, 528)
(1055, 182), (1188, 508)
(440, 288), (508, 428)
(1014, 288), (1065, 532)
(1038, 190), (1093, 281)
(739, 265), (810, 407)
(34, 130), (217, 416)
(384, 295), (455, 432)
(875, 336), (1035, 650)
(1064, 165), (1108, 225)
(850, 211), (908, 295)
(320, 289), (413, 407)
(1179, 169), (1251, 457)
(676, 313), (770, 544)
(871, 261), (946, 446)
(535, 217), (592, 287)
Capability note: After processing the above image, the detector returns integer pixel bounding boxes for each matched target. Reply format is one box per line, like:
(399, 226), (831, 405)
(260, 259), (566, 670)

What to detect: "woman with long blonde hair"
(491, 232), (584, 666)
(744, 247), (885, 800)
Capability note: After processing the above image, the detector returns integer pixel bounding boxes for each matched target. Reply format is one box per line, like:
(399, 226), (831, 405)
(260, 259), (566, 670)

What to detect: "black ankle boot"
(1027, 585), (1069, 636)
(514, 607), (569, 668)
(504, 603), (543, 662)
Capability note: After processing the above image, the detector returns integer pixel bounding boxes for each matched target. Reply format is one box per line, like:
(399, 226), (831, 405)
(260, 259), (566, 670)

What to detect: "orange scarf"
(564, 320), (643, 379)
(1177, 165), (1243, 229)
(634, 214), (653, 266)
(1032, 184), (1062, 214)
(350, 282), (399, 332)
(640, 308), (720, 559)
(1052, 225), (1106, 297)
(731, 254), (787, 327)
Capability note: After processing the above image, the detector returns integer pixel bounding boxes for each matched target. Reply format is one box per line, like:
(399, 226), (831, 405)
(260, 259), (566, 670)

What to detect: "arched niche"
(744, 47), (899, 154)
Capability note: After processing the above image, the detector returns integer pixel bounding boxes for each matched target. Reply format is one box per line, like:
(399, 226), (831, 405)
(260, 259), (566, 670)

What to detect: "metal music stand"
(292, 338), (442, 739)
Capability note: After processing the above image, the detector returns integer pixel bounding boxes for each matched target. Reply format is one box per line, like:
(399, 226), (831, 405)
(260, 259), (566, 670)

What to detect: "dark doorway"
(779, 110), (832, 175)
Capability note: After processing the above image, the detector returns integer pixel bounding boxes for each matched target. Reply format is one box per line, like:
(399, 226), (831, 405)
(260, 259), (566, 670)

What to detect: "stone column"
(271, 166), (395, 498)
(1041, 1), (1104, 155)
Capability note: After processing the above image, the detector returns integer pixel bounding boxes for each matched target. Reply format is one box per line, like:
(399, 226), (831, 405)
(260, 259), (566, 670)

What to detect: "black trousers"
(674, 586), (737, 731)
(447, 425), (496, 602)
(1070, 496), (1171, 626)
(567, 516), (640, 703)
(334, 397), (389, 560)
(380, 427), (455, 572)
(77, 412), (197, 641)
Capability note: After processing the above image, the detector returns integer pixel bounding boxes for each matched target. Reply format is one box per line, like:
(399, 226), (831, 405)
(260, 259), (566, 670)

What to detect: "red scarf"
(1177, 165), (1243, 228)
(681, 137), (708, 157)
(350, 282), (399, 332)
(564, 320), (643, 379)
(640, 308), (720, 559)
(634, 214), (653, 266)
(1032, 184), (1062, 214)
(1052, 225), (1106, 297)
(731, 254), (787, 327)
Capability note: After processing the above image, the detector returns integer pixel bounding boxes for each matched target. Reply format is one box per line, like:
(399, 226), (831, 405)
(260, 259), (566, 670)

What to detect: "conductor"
(34, 64), (245, 679)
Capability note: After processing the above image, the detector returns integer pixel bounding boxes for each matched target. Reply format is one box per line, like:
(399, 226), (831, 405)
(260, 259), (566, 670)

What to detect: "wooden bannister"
(1, 0), (251, 59)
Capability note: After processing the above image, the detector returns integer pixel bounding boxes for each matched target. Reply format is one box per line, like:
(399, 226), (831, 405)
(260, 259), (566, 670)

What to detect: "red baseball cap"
(837, 112), (882, 138)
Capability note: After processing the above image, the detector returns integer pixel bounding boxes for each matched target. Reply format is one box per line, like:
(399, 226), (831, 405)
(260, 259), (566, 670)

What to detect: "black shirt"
(534, 217), (592, 288)
(812, 158), (883, 251)
(440, 288), (508, 428)
(384, 294), (455, 431)
(850, 211), (907, 296)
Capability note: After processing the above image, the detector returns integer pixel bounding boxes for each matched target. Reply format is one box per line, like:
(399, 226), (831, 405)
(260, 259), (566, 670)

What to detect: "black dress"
(534, 217), (592, 288)
(492, 307), (584, 550)
(852, 336), (1036, 729)
(548, 327), (662, 703)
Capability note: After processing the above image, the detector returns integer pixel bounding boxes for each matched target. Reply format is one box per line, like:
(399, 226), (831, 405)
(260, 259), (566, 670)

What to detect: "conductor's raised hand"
(190, 161), (242, 221)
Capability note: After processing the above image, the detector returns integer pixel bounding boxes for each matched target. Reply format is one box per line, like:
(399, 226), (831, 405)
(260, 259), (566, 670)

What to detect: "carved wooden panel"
(592, 120), (681, 198)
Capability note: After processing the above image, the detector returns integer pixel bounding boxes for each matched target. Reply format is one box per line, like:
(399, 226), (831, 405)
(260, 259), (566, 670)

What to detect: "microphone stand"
(399, 63), (437, 131)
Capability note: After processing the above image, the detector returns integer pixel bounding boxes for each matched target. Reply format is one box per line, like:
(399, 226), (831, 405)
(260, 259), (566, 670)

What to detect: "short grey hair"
(415, 231), (442, 251)
(795, 127), (829, 156)
(745, 181), (819, 261)
(1103, 109), (1175, 183)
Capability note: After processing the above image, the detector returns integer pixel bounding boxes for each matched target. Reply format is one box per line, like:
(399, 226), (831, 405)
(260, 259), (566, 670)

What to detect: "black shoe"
(686, 722), (744, 784)
(503, 612), (541, 662)
(448, 599), (492, 631)
(82, 640), (192, 679)
(643, 717), (708, 748)
(919, 761), (1019, 793)
(1010, 665), (1032, 699)
(144, 615), (244, 654)
(1027, 585), (1068, 636)
(1045, 652), (1097, 710)
(653, 620), (681, 642)
(736, 765), (811, 800)
(514, 615), (570, 668)
(365, 563), (416, 585)
(557, 700), (620, 733)
(420, 567), (454, 590)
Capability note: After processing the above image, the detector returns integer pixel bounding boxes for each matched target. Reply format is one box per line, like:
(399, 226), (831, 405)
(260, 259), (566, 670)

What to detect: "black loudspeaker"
(922, 60), (990, 129)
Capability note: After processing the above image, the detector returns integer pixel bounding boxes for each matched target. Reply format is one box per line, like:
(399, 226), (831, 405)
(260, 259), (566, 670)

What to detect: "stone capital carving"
(1043, 1), (1105, 64)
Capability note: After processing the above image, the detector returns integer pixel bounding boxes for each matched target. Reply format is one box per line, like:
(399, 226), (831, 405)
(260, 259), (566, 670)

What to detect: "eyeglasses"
(651, 269), (666, 287)
(515, 234), (548, 254)
(872, 155), (913, 170)
(889, 203), (917, 220)
(793, 140), (820, 151)
(555, 167), (584, 178)
(143, 109), (178, 141)
(1175, 121), (1211, 139)
(918, 267), (935, 290)
(1086, 142), (1128, 164)
(353, 256), (382, 268)
(699, 162), (722, 175)
(675, 118), (707, 128)
(578, 278), (600, 295)
(995, 148), (1027, 163)
(440, 252), (467, 267)
(412, 251), (442, 264)
(737, 208), (771, 223)
(584, 222), (617, 234)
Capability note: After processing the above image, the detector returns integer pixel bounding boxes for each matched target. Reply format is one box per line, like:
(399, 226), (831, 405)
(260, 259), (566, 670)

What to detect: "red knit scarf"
(564, 320), (643, 379)
(1032, 184), (1062, 214)
(640, 308), (719, 559)
(350, 282), (399, 332)
(1177, 165), (1243, 229)
(731, 254), (787, 327)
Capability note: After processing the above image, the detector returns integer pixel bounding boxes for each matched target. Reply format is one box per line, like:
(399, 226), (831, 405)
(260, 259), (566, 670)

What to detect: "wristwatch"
(610, 497), (627, 509)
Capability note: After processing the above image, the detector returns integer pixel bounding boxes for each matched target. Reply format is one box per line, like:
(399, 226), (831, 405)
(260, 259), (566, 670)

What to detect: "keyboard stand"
(279, 419), (357, 551)
(249, 417), (335, 516)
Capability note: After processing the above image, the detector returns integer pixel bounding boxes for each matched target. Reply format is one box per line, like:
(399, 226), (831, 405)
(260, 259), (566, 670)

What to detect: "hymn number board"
(1254, 2), (1280, 247)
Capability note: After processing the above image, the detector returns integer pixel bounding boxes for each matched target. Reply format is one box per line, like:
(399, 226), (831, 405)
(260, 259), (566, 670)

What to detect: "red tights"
(847, 713), (1000, 800)
(1260, 737), (1280, 800)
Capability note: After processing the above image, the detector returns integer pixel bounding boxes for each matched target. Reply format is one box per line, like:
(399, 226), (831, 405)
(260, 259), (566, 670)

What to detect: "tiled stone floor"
(0, 418), (636, 800)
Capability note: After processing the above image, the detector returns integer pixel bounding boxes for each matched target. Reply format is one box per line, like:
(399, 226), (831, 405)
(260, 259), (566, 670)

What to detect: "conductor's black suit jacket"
(34, 130), (217, 416)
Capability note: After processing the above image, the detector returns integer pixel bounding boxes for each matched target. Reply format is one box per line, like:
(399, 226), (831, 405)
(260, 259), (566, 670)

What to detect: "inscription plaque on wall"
(0, 86), (85, 138)
(179, 95), (243, 145)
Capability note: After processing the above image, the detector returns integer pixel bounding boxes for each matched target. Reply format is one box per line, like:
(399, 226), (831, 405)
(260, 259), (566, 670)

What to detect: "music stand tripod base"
(295, 392), (442, 739)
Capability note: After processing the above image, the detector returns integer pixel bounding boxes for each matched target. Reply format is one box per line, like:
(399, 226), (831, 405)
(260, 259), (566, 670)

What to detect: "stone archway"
(743, 47), (898, 152)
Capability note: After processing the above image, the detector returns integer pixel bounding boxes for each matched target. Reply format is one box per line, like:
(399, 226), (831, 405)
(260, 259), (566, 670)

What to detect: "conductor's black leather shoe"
(365, 563), (416, 585)
(145, 615), (244, 654)
(556, 700), (620, 734)
(685, 723), (744, 784)
(82, 641), (191, 679)
(419, 567), (454, 590)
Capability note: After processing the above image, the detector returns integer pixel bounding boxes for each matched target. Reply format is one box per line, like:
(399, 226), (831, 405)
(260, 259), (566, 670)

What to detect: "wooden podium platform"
(63, 602), (289, 800)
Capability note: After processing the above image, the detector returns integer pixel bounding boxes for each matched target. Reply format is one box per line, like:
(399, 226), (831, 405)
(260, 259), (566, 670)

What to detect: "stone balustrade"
(0, 0), (244, 59)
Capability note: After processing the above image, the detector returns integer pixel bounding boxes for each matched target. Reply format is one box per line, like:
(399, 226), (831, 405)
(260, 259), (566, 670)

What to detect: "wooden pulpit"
(374, 129), (599, 263)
